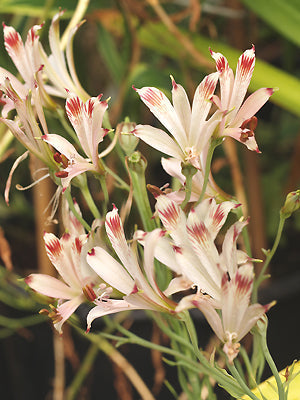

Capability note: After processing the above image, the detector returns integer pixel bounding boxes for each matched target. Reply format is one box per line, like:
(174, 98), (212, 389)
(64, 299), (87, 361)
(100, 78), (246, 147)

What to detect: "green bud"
(280, 190), (300, 219)
(127, 151), (147, 175)
(117, 119), (139, 156)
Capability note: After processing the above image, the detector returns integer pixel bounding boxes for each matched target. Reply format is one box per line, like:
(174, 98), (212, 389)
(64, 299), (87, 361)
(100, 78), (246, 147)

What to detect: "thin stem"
(227, 362), (261, 400)
(75, 329), (156, 400)
(64, 188), (91, 232)
(79, 176), (102, 220)
(181, 164), (197, 210)
(197, 138), (223, 205)
(252, 216), (285, 303)
(259, 328), (286, 400)
(66, 343), (99, 400)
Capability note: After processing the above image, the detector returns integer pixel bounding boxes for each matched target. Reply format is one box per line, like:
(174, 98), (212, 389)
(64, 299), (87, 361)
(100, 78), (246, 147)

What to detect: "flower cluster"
(0, 13), (274, 367)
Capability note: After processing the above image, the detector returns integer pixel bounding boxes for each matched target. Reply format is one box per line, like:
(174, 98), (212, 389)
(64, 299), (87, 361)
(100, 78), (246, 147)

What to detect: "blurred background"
(0, 0), (299, 399)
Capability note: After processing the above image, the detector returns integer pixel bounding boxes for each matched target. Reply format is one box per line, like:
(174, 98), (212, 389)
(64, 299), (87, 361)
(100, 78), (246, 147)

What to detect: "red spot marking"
(86, 327), (90, 333)
(88, 248), (95, 256)
(130, 284), (138, 294)
(24, 276), (32, 285)
(55, 171), (68, 178)
(173, 245), (182, 254)
(62, 232), (71, 240)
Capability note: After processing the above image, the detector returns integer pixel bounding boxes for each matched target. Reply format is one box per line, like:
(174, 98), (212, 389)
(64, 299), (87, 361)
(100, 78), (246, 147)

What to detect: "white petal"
(233, 88), (274, 127)
(171, 77), (191, 135)
(26, 273), (78, 299)
(86, 299), (136, 331)
(86, 247), (135, 295)
(229, 46), (256, 117)
(135, 86), (187, 149)
(134, 125), (184, 160)
(189, 72), (219, 146)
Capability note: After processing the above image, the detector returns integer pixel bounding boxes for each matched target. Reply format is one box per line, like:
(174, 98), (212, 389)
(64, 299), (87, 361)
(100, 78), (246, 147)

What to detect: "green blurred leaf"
(240, 0), (300, 47)
(138, 22), (300, 117)
(0, 0), (75, 17)
(97, 23), (125, 84)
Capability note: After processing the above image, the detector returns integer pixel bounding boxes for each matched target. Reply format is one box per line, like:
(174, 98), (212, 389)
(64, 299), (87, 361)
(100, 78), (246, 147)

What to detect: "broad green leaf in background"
(240, 0), (300, 47)
(0, 0), (75, 17)
(138, 23), (300, 117)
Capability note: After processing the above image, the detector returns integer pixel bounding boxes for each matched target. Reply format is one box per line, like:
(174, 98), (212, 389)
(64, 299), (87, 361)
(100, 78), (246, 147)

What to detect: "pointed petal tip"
(132, 85), (137, 92)
(170, 75), (177, 89)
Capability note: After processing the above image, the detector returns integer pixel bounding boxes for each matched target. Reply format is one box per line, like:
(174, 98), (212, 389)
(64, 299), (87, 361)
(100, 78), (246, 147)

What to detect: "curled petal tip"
(87, 248), (95, 256)
(132, 85), (137, 92)
(85, 327), (90, 334)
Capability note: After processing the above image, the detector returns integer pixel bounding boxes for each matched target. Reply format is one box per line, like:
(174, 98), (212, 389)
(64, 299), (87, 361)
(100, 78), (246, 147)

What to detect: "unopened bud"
(117, 119), (139, 155)
(280, 190), (300, 219)
(127, 151), (147, 174)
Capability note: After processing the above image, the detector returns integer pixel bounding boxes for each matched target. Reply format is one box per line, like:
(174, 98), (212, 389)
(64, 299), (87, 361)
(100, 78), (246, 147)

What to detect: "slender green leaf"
(240, 0), (300, 47)
(138, 22), (300, 116)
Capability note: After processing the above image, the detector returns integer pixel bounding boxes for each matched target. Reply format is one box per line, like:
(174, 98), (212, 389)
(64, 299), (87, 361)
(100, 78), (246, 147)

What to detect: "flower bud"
(117, 119), (139, 155)
(280, 190), (300, 219)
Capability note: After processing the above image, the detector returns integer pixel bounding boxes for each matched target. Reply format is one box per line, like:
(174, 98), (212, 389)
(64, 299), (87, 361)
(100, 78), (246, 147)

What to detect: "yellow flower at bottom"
(241, 361), (300, 400)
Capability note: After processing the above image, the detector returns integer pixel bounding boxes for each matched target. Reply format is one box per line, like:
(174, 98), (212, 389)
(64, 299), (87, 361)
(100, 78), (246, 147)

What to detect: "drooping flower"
(191, 264), (274, 363)
(85, 205), (177, 332)
(133, 73), (220, 169)
(42, 94), (115, 190)
(25, 206), (104, 333)
(210, 46), (274, 152)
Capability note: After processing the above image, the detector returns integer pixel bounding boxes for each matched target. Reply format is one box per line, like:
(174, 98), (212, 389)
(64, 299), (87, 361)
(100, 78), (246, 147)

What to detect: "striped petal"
(229, 46), (256, 117)
(134, 86), (187, 149)
(210, 49), (234, 110)
(189, 72), (219, 147)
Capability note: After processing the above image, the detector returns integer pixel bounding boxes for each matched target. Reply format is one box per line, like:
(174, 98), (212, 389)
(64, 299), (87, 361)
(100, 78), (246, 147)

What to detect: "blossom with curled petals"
(43, 94), (113, 190)
(210, 46), (274, 152)
(133, 72), (220, 169)
(25, 206), (105, 334)
(86, 205), (177, 332)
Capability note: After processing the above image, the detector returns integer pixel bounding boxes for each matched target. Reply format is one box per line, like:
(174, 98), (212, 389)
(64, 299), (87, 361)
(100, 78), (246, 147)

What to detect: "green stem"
(227, 362), (261, 400)
(64, 188), (91, 232)
(252, 216), (285, 303)
(259, 328), (286, 400)
(112, 324), (244, 396)
(0, 314), (46, 329)
(79, 176), (102, 220)
(197, 137), (223, 205)
(127, 152), (157, 231)
(181, 164), (197, 210)
(66, 343), (99, 400)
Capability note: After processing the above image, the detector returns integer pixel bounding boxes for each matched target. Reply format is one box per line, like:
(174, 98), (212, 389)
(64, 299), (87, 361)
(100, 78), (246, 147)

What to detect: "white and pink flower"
(85, 205), (177, 332)
(210, 46), (274, 152)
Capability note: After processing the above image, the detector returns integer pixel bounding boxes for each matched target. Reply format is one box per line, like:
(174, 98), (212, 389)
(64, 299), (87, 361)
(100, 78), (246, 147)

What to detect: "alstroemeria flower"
(25, 204), (106, 333)
(38, 11), (90, 101)
(155, 195), (249, 302)
(191, 264), (274, 363)
(85, 206), (177, 332)
(43, 94), (114, 190)
(210, 46), (274, 152)
(0, 79), (56, 168)
(134, 73), (220, 169)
